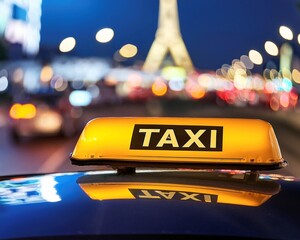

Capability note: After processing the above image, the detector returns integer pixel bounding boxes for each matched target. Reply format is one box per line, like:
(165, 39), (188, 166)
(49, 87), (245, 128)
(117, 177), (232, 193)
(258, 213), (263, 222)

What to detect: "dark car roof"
(1, 170), (300, 239)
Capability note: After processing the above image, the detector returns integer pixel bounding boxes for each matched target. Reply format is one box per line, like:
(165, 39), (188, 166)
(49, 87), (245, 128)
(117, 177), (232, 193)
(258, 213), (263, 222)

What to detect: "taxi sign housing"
(70, 117), (285, 170)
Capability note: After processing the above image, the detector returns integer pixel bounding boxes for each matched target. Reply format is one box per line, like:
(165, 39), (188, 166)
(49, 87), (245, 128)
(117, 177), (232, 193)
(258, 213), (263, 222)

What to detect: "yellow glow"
(152, 80), (167, 96)
(279, 26), (293, 40)
(292, 69), (300, 83)
(9, 104), (21, 119)
(190, 86), (205, 99)
(70, 117), (284, 169)
(59, 37), (76, 53)
(161, 66), (186, 80)
(79, 182), (274, 207)
(232, 60), (246, 70)
(10, 104), (36, 119)
(280, 43), (293, 72)
(40, 65), (53, 82)
(281, 68), (291, 79)
(95, 28), (114, 43)
(235, 68), (247, 77)
(22, 104), (37, 119)
(298, 34), (300, 44)
(249, 50), (263, 65)
(226, 67), (235, 80)
(119, 44), (138, 58)
(234, 75), (247, 90)
(264, 41), (278, 56)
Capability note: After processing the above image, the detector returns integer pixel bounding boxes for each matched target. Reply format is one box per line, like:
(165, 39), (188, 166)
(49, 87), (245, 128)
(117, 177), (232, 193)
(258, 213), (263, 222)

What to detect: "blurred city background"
(0, 0), (300, 177)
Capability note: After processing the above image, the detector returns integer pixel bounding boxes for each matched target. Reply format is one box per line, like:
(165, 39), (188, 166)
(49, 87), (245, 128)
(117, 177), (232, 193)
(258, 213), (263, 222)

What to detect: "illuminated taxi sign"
(70, 117), (285, 170)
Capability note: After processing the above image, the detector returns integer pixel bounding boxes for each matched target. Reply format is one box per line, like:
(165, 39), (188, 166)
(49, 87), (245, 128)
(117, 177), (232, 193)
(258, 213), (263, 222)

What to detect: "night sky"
(40, 0), (300, 72)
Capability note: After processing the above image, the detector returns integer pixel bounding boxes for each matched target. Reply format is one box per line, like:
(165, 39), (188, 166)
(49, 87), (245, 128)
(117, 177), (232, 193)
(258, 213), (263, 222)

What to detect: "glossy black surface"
(0, 170), (299, 239)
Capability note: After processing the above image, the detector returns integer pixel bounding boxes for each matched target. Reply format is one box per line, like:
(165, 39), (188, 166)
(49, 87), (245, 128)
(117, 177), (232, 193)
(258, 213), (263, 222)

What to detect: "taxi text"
(130, 124), (223, 151)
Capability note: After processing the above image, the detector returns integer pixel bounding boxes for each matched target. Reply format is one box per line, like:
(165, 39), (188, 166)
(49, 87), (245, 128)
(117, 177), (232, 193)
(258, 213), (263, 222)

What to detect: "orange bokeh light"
(10, 103), (36, 119)
(152, 80), (167, 96)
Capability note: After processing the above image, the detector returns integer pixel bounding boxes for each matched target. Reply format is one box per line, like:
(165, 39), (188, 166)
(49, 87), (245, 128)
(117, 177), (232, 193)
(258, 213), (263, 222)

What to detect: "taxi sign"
(70, 117), (286, 170)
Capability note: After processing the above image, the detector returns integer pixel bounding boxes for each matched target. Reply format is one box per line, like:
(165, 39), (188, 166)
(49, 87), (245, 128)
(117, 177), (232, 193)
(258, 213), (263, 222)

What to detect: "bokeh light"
(279, 26), (293, 40)
(9, 104), (36, 120)
(95, 28), (114, 43)
(152, 80), (167, 96)
(189, 86), (205, 99)
(248, 50), (263, 65)
(50, 75), (68, 91)
(40, 65), (53, 82)
(0, 76), (8, 92)
(119, 44), (138, 58)
(12, 68), (24, 83)
(280, 93), (289, 108)
(264, 41), (278, 56)
(240, 55), (254, 70)
(69, 90), (92, 106)
(292, 69), (300, 83)
(59, 37), (76, 53)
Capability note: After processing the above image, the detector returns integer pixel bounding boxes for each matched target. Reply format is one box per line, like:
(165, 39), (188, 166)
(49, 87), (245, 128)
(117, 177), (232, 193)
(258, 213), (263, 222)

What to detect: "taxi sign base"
(71, 158), (288, 171)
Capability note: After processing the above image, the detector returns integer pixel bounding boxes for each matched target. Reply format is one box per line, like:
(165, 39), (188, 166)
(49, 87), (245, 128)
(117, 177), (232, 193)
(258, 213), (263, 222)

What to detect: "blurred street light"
(119, 44), (138, 58)
(95, 28), (114, 43)
(248, 50), (263, 65)
(279, 26), (293, 40)
(59, 37), (76, 53)
(264, 41), (279, 56)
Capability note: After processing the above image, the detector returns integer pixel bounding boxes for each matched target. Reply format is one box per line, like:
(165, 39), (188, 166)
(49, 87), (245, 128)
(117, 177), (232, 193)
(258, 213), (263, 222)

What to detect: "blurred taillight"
(9, 104), (22, 119)
(9, 103), (37, 119)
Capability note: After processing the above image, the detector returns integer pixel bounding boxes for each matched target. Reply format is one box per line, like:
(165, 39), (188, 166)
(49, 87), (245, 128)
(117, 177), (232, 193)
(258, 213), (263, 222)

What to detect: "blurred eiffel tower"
(143, 0), (194, 73)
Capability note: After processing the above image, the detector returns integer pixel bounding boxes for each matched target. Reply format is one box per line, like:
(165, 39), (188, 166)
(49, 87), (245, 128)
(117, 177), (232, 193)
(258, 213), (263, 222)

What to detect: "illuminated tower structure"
(280, 43), (293, 72)
(143, 0), (194, 73)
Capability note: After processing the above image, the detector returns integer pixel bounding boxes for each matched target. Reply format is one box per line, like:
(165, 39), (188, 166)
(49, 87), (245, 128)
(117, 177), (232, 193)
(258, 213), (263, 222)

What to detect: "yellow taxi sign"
(70, 117), (285, 170)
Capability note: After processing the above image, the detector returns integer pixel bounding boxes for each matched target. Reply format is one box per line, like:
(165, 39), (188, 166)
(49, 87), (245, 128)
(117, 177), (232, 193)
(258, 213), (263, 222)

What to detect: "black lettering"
(129, 189), (218, 203)
(130, 124), (223, 151)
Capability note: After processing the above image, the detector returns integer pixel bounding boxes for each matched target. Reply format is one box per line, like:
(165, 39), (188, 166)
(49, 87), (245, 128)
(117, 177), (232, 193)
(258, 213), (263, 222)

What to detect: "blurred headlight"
(34, 112), (63, 133)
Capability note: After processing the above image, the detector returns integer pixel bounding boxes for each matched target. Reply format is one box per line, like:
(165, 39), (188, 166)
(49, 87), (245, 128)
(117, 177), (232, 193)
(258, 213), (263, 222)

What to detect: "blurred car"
(1, 117), (299, 239)
(7, 93), (81, 142)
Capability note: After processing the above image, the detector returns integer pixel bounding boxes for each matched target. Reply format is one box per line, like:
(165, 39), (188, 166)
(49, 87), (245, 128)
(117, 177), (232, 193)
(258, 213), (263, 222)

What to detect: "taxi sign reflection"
(77, 171), (280, 207)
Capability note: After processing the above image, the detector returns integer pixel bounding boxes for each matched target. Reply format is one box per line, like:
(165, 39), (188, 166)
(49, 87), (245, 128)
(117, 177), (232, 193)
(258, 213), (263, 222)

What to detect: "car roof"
(0, 170), (300, 239)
